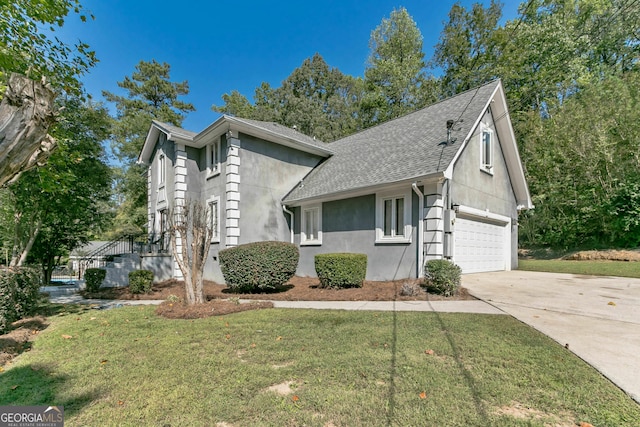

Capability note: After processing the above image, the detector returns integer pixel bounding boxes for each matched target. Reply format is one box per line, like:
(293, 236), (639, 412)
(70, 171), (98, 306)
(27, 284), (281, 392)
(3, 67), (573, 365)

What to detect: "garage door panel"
(454, 216), (507, 273)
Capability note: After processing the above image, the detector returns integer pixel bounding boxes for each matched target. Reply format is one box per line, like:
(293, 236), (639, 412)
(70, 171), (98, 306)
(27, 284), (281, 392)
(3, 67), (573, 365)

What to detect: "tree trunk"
(0, 73), (57, 187)
(9, 218), (41, 267)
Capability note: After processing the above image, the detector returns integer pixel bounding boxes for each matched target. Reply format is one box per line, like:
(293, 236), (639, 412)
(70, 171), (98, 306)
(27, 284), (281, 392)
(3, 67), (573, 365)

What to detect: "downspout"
(411, 183), (424, 278)
(282, 204), (294, 244)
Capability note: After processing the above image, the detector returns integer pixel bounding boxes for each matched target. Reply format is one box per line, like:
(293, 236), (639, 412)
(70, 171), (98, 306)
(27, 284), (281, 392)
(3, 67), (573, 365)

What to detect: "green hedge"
(85, 268), (106, 292)
(129, 270), (154, 294)
(0, 267), (42, 333)
(424, 259), (462, 296)
(315, 253), (367, 289)
(219, 241), (299, 292)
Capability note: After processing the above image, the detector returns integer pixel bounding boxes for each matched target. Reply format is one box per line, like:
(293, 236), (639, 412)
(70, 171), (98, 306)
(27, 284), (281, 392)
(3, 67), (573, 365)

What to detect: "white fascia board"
(284, 173), (443, 207)
(138, 121), (196, 165)
(443, 86), (497, 180)
(225, 116), (333, 157)
(444, 82), (533, 210)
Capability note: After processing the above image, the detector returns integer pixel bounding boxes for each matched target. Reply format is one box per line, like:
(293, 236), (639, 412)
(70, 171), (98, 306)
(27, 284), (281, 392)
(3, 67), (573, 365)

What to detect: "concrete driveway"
(462, 270), (640, 404)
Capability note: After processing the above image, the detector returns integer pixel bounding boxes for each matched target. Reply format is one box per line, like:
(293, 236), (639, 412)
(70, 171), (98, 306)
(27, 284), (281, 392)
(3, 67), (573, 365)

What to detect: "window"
(206, 139), (221, 177)
(481, 127), (493, 172)
(301, 204), (322, 245)
(158, 209), (168, 252)
(376, 190), (411, 243)
(158, 153), (166, 186)
(207, 196), (220, 242)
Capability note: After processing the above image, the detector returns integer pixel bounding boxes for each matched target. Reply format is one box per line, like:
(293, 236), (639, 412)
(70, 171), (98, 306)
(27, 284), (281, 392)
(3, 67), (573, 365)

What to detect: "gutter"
(411, 183), (424, 278)
(282, 205), (294, 244)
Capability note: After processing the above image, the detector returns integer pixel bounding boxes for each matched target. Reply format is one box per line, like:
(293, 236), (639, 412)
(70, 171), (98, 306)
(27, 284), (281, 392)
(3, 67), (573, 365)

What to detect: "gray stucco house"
(138, 80), (532, 283)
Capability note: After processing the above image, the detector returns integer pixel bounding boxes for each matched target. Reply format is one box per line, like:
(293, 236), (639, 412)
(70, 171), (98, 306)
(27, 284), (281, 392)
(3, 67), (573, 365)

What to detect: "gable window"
(481, 126), (493, 173)
(158, 153), (166, 187)
(207, 196), (220, 243)
(301, 204), (322, 245)
(206, 138), (221, 177)
(376, 190), (411, 243)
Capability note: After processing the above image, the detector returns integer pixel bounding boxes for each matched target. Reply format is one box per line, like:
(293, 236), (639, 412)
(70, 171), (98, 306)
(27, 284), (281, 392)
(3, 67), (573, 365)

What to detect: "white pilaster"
(225, 130), (241, 247)
(424, 182), (445, 260)
(173, 143), (188, 279)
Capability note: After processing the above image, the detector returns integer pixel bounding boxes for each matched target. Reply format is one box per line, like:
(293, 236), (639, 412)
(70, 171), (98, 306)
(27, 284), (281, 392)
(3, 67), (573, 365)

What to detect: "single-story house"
(138, 79), (532, 282)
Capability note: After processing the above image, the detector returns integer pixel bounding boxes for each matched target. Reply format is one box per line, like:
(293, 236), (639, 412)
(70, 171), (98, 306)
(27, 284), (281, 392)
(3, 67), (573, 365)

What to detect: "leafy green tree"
(103, 60), (195, 234)
(4, 95), (112, 282)
(214, 54), (363, 142)
(432, 0), (506, 97)
(519, 72), (640, 248)
(362, 7), (437, 125)
(0, 0), (97, 93)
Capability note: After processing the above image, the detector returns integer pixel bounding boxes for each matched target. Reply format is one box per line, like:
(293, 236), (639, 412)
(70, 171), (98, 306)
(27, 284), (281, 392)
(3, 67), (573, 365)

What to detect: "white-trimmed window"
(207, 196), (220, 243)
(481, 126), (493, 173)
(376, 190), (412, 243)
(206, 139), (221, 177)
(158, 152), (166, 187)
(301, 204), (322, 245)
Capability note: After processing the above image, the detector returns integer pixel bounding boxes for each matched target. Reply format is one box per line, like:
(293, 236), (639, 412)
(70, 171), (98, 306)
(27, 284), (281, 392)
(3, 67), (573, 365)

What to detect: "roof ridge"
(331, 79), (501, 145)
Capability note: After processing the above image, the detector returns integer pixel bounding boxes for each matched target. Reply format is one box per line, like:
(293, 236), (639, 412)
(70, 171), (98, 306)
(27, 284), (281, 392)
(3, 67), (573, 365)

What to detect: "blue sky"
(59, 0), (522, 132)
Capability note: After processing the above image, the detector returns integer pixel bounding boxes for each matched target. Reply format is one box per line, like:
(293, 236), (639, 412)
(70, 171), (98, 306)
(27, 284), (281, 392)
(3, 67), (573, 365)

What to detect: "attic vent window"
(481, 127), (493, 173)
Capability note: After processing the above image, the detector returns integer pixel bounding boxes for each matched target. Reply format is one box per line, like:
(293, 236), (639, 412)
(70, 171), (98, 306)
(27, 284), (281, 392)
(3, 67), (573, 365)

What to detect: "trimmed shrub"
(219, 241), (299, 292)
(315, 253), (367, 289)
(129, 270), (154, 294)
(85, 268), (106, 292)
(0, 267), (42, 333)
(424, 259), (462, 296)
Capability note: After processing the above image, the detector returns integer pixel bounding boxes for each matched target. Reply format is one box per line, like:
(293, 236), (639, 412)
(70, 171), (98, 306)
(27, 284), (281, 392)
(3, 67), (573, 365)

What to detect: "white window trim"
(375, 189), (412, 244)
(158, 151), (166, 188)
(480, 124), (494, 174)
(301, 204), (322, 245)
(206, 138), (221, 178)
(157, 151), (166, 204)
(206, 195), (221, 243)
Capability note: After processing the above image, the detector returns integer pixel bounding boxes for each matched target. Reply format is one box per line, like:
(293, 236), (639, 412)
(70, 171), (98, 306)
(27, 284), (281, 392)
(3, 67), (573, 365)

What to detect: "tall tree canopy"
(362, 7), (437, 125)
(214, 54), (363, 142)
(103, 60), (195, 234)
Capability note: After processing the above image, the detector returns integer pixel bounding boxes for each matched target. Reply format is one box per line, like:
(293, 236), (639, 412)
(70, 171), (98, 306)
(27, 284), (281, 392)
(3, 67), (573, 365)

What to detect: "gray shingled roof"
(153, 121), (198, 140)
(230, 117), (330, 152)
(283, 80), (500, 203)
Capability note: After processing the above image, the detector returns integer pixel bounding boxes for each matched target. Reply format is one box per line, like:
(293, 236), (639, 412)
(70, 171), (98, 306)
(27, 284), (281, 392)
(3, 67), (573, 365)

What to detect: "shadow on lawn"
(0, 364), (100, 417)
(429, 303), (491, 424)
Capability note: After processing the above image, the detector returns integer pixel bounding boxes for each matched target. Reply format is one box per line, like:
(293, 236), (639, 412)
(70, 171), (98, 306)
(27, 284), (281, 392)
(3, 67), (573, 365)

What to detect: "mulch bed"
(80, 276), (474, 320)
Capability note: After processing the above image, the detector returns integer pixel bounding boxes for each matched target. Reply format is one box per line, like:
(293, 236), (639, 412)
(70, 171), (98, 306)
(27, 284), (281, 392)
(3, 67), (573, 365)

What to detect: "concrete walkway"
(49, 293), (503, 314)
(463, 270), (640, 404)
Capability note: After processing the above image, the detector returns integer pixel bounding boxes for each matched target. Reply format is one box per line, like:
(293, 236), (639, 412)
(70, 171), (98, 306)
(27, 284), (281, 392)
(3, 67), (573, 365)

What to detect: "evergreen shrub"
(219, 241), (299, 292)
(314, 253), (367, 289)
(129, 270), (154, 294)
(424, 259), (462, 296)
(0, 267), (42, 333)
(85, 268), (106, 292)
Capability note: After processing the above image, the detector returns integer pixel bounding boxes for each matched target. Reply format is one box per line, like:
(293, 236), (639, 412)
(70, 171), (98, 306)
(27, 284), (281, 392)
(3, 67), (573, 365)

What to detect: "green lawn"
(2, 306), (639, 426)
(519, 259), (640, 278)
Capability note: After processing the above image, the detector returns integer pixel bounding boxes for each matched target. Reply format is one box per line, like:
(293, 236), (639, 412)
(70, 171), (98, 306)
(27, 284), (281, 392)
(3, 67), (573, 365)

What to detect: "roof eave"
(283, 173), (444, 206)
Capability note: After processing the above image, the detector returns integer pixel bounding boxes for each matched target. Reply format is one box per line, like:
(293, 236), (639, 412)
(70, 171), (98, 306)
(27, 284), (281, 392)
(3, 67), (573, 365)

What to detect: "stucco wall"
(295, 192), (419, 281)
(238, 133), (323, 244)
(451, 108), (519, 268)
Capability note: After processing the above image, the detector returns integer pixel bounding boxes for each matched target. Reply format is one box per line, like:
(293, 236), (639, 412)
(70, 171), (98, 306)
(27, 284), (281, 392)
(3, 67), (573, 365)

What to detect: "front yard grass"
(519, 259), (640, 278)
(2, 306), (639, 426)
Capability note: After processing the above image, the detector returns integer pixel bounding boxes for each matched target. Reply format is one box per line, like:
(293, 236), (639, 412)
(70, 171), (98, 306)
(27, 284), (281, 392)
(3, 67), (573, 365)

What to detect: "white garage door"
(454, 216), (508, 273)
